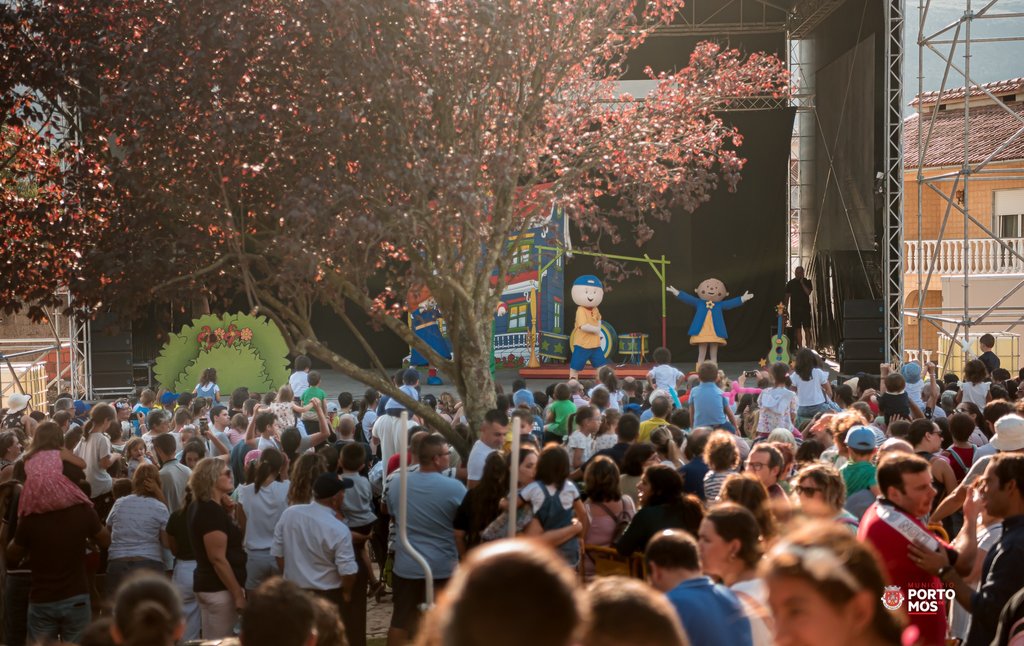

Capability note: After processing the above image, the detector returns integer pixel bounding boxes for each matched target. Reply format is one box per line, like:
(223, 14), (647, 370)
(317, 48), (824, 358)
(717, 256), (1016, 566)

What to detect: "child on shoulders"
(688, 361), (739, 433)
(19, 422), (92, 516)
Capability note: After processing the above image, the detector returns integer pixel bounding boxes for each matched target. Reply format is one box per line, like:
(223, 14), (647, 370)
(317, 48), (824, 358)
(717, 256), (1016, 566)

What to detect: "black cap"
(313, 473), (353, 499)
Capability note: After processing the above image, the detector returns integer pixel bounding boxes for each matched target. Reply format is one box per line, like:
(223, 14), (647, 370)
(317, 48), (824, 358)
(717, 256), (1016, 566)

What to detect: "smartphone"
(199, 418), (210, 433)
(744, 370), (759, 377)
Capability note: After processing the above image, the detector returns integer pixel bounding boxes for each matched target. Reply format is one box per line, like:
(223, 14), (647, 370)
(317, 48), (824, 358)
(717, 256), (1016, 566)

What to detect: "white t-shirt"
(793, 368), (829, 407)
(961, 381), (991, 407)
(648, 364), (684, 391)
(466, 440), (495, 482)
(237, 480), (290, 552)
(566, 431), (594, 464)
(593, 432), (618, 452)
(520, 480), (579, 512)
(361, 411), (377, 444)
(75, 432), (114, 498)
(289, 371), (310, 399)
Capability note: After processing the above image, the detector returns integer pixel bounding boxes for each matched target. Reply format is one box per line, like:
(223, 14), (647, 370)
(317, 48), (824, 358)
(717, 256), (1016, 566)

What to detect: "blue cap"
(573, 275), (603, 289)
(901, 362), (923, 384)
(846, 426), (877, 451)
(513, 389), (535, 408)
(73, 400), (90, 416)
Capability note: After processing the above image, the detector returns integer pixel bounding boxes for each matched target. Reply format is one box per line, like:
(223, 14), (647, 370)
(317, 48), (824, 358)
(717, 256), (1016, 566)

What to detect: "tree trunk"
(442, 298), (497, 443)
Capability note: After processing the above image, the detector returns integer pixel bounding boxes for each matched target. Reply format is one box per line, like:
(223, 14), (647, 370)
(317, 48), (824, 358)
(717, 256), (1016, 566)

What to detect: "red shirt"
(858, 500), (955, 646)
(944, 445), (975, 483)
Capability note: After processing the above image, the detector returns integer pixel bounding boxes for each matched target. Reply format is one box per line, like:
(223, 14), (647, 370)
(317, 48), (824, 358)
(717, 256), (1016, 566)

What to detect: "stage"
(312, 361), (765, 401)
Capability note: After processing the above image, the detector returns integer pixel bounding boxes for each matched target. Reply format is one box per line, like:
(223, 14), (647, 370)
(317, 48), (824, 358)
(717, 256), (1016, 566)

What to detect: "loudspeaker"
(90, 313), (134, 389)
(843, 339), (885, 360)
(840, 360), (883, 376)
(843, 318), (884, 340)
(844, 300), (884, 319)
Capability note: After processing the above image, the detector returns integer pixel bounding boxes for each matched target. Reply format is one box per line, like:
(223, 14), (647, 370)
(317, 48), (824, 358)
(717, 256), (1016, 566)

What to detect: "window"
(509, 304), (527, 330)
(553, 300), (561, 330)
(511, 244), (531, 266)
(995, 189), (1024, 267)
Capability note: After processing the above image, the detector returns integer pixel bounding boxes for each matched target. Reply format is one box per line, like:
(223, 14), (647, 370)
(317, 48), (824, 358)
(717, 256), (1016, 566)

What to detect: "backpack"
(944, 445), (975, 483)
(594, 501), (632, 543)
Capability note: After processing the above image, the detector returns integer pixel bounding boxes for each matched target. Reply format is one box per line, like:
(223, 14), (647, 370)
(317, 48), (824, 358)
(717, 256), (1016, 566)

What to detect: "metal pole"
(397, 411), (434, 608)
(507, 416), (521, 539)
(916, 0), (926, 361)
(962, 1), (972, 355)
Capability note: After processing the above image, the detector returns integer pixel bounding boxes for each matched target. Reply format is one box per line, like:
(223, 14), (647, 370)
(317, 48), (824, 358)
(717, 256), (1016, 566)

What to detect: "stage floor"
(313, 360), (765, 399)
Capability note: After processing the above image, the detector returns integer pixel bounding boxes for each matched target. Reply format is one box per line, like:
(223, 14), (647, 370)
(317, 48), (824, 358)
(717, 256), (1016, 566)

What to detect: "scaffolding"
(0, 291), (88, 408)
(907, 0), (1024, 371)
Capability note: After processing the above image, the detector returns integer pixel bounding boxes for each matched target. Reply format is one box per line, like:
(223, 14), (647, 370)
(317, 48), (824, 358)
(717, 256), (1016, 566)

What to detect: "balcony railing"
(905, 238), (1024, 277)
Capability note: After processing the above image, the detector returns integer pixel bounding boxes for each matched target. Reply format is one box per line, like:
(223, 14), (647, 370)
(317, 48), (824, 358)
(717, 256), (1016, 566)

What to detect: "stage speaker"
(90, 313), (134, 389)
(844, 300), (884, 319)
(839, 360), (883, 376)
(843, 318), (884, 340)
(841, 299), (884, 374)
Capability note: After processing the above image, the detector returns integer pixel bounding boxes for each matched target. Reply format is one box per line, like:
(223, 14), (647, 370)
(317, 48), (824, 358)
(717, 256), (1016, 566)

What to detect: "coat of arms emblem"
(881, 585), (905, 611)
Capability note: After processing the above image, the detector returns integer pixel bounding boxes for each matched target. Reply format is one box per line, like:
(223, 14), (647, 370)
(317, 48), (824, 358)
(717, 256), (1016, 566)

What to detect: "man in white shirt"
(273, 472), (360, 642)
(466, 409), (508, 489)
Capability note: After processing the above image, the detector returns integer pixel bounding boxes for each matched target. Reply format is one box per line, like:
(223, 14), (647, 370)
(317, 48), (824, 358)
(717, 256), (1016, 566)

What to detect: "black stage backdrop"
(307, 108), (795, 370)
(566, 108), (796, 365)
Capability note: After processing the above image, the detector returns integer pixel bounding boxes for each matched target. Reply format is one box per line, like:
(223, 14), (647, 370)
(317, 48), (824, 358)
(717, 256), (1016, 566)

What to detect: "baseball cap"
(73, 400), (91, 416)
(845, 426), (877, 451)
(326, 401), (341, 414)
(573, 275), (603, 289)
(313, 473), (354, 499)
(992, 414), (1024, 452)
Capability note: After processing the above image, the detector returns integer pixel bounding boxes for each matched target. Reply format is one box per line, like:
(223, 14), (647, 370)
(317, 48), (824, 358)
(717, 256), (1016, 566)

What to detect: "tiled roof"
(911, 78), (1024, 107)
(903, 101), (1024, 168)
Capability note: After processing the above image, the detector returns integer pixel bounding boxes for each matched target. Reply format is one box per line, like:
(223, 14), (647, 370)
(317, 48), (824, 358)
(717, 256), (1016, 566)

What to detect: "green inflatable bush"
(153, 313), (290, 394)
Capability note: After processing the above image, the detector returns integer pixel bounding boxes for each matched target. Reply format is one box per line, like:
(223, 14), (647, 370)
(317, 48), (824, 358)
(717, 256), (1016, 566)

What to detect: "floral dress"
(19, 450), (92, 516)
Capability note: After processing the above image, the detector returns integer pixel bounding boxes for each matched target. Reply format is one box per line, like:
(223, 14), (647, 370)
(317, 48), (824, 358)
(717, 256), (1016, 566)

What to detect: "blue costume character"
(410, 297), (451, 385)
(668, 278), (753, 367)
(569, 275), (607, 378)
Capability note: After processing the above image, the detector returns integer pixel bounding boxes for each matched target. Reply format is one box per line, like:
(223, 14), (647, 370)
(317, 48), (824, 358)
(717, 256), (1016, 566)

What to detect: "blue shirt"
(666, 577), (753, 646)
(384, 385), (419, 412)
(689, 382), (727, 427)
(386, 470), (465, 579)
(679, 456), (708, 501)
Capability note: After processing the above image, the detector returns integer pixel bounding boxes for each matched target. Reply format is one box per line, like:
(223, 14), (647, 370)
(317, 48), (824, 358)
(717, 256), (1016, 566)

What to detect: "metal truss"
(649, 0), (790, 37)
(909, 0), (1024, 371)
(884, 0), (905, 363)
(0, 291), (88, 404)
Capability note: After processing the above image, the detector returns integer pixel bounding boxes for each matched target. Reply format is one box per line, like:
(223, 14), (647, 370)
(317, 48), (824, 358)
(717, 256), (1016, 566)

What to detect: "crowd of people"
(2, 344), (1024, 646)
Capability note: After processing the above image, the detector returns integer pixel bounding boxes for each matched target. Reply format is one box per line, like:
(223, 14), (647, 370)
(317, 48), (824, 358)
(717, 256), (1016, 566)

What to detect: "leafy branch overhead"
(0, 0), (787, 450)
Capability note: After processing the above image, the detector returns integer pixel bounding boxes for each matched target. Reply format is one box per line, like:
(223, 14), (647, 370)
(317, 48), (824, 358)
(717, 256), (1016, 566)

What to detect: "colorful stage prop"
(619, 333), (650, 365)
(766, 303), (792, 366)
(153, 313), (290, 394)
(668, 278), (754, 367)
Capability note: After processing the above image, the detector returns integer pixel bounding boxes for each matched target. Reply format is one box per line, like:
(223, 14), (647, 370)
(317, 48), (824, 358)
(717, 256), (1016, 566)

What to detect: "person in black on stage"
(785, 266), (813, 349)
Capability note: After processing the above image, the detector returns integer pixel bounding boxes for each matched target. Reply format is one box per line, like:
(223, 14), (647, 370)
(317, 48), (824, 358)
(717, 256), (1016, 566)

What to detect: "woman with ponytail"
(236, 447), (288, 592)
(110, 572), (184, 646)
(105, 463), (170, 597)
(74, 402), (122, 519)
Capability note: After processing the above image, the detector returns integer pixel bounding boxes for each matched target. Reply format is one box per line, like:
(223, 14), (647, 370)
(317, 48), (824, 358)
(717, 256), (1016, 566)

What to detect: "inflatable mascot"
(668, 278), (753, 366)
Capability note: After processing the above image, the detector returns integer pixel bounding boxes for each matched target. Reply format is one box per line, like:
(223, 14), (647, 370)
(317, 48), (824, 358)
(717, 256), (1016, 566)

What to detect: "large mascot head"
(695, 278), (729, 303)
(571, 275), (604, 308)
